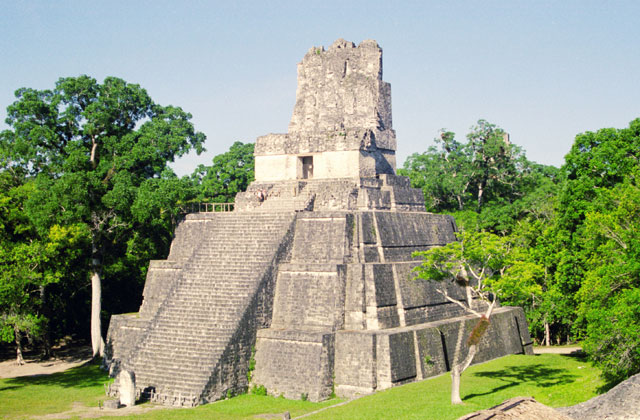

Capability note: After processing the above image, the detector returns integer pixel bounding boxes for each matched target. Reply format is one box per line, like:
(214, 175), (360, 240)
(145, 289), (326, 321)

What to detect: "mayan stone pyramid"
(105, 39), (533, 407)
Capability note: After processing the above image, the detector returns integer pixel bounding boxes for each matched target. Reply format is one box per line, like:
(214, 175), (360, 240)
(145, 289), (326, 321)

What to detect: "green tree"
(412, 230), (520, 404)
(191, 141), (254, 203)
(578, 178), (640, 384)
(552, 118), (640, 345)
(0, 173), (43, 362)
(0, 224), (88, 363)
(400, 131), (470, 211)
(496, 218), (571, 346)
(400, 120), (556, 234)
(0, 75), (205, 357)
(0, 171), (90, 361)
(466, 120), (526, 209)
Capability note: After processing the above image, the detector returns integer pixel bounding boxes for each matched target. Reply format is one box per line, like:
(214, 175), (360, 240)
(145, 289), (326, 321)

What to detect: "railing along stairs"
(181, 202), (234, 214)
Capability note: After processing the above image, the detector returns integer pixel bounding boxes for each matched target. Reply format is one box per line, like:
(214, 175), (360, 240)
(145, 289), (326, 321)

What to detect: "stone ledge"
(279, 263), (342, 272)
(256, 328), (332, 343)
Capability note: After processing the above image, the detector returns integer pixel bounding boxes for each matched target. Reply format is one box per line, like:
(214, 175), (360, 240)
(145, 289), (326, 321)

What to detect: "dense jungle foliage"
(0, 76), (637, 387)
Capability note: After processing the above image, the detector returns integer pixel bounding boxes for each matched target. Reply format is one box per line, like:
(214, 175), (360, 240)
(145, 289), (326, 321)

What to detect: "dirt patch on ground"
(32, 401), (175, 419)
(0, 341), (93, 379)
(533, 346), (583, 355)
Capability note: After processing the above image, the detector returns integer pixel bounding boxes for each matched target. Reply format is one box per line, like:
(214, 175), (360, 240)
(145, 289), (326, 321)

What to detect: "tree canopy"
(0, 75), (206, 356)
(399, 120), (561, 234)
(190, 141), (254, 203)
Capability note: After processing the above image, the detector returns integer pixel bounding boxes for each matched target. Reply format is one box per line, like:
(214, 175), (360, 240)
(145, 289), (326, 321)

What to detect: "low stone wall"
(334, 306), (534, 398)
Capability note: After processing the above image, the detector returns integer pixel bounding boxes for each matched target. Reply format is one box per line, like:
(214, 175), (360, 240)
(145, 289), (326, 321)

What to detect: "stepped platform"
(249, 211), (532, 401)
(106, 38), (532, 407)
(106, 212), (295, 406)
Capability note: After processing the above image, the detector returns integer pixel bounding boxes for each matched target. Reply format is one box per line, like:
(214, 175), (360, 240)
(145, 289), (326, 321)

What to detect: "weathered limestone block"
(118, 370), (136, 407)
(102, 399), (121, 409)
(437, 307), (533, 368)
(344, 264), (366, 330)
(415, 328), (448, 378)
(254, 130), (397, 156)
(377, 331), (418, 388)
(138, 260), (182, 319)
(254, 39), (398, 182)
(104, 314), (148, 376)
(236, 177), (425, 212)
(334, 332), (377, 395)
(271, 267), (346, 329)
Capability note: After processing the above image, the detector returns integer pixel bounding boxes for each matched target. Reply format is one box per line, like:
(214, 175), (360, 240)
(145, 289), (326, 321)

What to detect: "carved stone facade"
(105, 39), (532, 407)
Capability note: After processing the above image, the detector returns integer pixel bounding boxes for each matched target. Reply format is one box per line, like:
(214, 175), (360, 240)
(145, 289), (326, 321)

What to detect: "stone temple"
(106, 39), (533, 407)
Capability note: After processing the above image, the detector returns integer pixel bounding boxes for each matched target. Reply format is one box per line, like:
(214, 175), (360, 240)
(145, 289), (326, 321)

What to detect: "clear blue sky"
(2, 1), (639, 176)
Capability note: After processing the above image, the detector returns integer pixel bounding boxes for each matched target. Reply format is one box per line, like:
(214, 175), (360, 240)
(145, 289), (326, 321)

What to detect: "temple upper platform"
(254, 39), (397, 182)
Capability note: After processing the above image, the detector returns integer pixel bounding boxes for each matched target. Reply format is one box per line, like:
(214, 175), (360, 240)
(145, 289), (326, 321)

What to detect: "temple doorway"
(301, 156), (313, 179)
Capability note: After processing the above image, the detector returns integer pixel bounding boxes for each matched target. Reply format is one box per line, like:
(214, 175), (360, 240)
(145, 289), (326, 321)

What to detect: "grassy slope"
(0, 354), (602, 420)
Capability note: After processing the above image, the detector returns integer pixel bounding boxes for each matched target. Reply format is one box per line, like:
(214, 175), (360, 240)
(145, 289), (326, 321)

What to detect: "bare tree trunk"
(477, 182), (485, 209)
(451, 320), (465, 404)
(450, 302), (496, 404)
(15, 325), (25, 365)
(451, 344), (478, 404)
(451, 364), (462, 404)
(91, 243), (105, 358)
(544, 319), (551, 347)
(39, 285), (53, 359)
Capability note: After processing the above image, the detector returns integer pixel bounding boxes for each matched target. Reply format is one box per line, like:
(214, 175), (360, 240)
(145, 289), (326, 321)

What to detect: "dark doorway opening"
(301, 156), (313, 179)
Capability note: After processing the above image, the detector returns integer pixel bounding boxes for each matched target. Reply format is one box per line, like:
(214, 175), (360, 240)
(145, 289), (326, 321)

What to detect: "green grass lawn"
(301, 353), (603, 420)
(0, 353), (603, 420)
(100, 395), (342, 420)
(0, 360), (111, 419)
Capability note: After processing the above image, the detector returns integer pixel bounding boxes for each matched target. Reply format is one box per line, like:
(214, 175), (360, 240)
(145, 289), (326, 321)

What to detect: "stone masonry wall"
(334, 306), (534, 398)
(288, 39), (393, 135)
(251, 212), (352, 401)
(254, 39), (397, 182)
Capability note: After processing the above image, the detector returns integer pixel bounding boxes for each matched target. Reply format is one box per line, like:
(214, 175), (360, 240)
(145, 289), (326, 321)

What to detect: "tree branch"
(438, 287), (482, 317)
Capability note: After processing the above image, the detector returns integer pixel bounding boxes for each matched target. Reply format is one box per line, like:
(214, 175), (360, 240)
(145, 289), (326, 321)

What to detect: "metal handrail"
(181, 202), (235, 214)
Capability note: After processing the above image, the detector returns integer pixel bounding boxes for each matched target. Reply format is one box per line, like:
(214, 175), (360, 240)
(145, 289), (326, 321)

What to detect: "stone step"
(136, 378), (206, 394)
(141, 338), (229, 349)
(133, 352), (223, 366)
(147, 324), (237, 334)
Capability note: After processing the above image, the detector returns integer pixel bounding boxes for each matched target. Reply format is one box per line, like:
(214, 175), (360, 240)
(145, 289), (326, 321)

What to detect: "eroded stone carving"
(118, 370), (136, 407)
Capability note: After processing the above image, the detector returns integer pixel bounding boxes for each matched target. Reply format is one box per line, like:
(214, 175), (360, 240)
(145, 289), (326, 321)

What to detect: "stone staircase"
(235, 181), (316, 212)
(123, 212), (295, 406)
